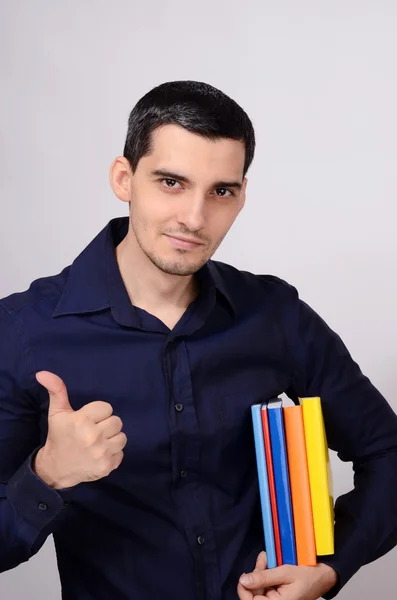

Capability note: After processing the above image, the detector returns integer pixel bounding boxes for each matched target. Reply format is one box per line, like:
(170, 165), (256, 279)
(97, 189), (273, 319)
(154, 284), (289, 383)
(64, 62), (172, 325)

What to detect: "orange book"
(283, 405), (317, 566)
(261, 406), (283, 565)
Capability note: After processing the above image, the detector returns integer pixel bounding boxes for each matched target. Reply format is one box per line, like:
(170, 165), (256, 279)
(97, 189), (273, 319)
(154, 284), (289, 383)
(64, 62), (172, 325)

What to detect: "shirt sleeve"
(0, 305), (70, 572)
(284, 287), (397, 599)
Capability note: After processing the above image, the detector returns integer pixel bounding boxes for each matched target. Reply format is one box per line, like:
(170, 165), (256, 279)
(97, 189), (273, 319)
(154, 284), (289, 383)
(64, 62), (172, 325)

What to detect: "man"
(0, 80), (396, 600)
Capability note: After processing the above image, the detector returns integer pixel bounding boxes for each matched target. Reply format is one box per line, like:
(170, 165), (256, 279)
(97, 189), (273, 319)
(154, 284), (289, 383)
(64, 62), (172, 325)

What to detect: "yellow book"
(300, 396), (334, 555)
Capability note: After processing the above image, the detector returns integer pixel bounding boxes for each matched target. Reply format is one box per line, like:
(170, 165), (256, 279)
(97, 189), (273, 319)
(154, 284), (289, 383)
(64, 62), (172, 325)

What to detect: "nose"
(177, 193), (206, 233)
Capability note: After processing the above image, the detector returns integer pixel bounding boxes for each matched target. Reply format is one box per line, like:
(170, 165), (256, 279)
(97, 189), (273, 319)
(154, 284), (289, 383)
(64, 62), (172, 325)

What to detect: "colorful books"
(251, 396), (334, 567)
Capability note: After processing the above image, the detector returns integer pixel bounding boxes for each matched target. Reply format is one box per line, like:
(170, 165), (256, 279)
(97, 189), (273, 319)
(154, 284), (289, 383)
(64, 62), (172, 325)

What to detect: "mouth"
(164, 234), (205, 250)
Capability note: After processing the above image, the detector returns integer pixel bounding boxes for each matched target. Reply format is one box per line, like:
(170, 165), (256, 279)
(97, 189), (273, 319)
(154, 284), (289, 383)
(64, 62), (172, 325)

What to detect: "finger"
(240, 566), (290, 590)
(252, 551), (268, 595)
(108, 431), (128, 454)
(97, 415), (123, 438)
(252, 592), (278, 600)
(265, 590), (280, 599)
(253, 586), (280, 600)
(79, 400), (113, 423)
(111, 450), (124, 470)
(238, 553), (267, 599)
(237, 580), (254, 600)
(254, 551), (267, 572)
(36, 371), (73, 415)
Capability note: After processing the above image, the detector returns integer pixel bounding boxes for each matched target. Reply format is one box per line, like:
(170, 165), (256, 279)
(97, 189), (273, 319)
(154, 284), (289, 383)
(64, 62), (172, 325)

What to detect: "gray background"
(1, 1), (396, 598)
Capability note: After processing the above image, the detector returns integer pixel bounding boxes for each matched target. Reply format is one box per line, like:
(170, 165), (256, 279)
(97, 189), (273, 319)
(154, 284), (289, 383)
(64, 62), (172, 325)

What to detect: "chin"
(151, 253), (208, 277)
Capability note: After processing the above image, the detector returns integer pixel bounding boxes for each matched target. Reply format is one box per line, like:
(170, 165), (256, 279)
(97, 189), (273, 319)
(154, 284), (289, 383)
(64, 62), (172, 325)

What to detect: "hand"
(34, 371), (127, 489)
(238, 551), (268, 599)
(239, 556), (338, 600)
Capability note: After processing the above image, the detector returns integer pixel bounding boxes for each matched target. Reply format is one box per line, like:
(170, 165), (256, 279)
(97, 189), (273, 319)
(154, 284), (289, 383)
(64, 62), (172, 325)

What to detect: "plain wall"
(1, 1), (396, 598)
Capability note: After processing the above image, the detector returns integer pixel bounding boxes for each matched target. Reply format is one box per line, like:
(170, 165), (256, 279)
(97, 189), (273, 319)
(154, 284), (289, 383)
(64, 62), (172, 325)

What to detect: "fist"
(34, 371), (127, 489)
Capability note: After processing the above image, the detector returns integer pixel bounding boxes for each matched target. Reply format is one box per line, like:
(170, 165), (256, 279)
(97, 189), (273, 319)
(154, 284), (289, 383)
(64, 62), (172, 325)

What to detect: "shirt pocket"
(202, 388), (266, 473)
(199, 389), (266, 512)
(216, 389), (260, 442)
(213, 385), (285, 465)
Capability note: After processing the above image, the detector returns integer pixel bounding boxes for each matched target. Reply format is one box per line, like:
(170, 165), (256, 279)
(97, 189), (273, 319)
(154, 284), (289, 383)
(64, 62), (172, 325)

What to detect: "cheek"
(208, 206), (239, 239)
(132, 193), (167, 228)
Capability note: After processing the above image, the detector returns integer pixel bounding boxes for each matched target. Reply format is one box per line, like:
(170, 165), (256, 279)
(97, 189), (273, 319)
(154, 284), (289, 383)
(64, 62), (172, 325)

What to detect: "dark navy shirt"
(1, 217), (396, 600)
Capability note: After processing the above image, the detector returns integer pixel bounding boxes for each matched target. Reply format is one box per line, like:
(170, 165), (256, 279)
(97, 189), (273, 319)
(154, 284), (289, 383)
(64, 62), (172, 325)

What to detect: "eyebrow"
(150, 169), (243, 190)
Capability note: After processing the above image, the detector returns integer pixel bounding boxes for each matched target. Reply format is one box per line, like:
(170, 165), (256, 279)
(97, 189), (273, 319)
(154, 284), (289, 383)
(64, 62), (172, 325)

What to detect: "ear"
(109, 157), (132, 203)
(238, 177), (248, 212)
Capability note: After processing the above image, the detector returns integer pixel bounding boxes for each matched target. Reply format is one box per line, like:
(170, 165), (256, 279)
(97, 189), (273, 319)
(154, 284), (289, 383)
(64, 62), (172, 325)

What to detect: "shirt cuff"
(6, 447), (75, 531)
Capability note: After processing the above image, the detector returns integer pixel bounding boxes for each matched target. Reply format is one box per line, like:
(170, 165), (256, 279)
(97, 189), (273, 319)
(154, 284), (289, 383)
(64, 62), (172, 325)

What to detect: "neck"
(115, 228), (198, 317)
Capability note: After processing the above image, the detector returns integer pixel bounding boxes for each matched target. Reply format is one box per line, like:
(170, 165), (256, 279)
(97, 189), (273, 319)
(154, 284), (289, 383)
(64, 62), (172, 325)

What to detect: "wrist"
(317, 562), (338, 593)
(33, 446), (65, 489)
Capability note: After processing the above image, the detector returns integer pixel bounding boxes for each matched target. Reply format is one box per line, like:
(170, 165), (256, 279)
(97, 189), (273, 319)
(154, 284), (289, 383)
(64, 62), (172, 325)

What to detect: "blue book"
(251, 404), (277, 568)
(267, 398), (297, 565)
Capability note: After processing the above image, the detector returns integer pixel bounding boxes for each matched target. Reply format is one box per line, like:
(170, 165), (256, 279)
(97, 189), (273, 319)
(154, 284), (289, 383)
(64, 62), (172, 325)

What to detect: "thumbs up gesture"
(33, 371), (127, 489)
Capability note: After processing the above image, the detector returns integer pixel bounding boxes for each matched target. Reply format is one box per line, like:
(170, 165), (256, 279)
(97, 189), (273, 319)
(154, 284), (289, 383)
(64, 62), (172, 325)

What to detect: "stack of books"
(251, 396), (334, 568)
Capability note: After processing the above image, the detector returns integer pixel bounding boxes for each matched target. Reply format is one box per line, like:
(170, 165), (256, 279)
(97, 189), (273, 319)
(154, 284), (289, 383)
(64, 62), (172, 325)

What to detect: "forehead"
(145, 124), (245, 180)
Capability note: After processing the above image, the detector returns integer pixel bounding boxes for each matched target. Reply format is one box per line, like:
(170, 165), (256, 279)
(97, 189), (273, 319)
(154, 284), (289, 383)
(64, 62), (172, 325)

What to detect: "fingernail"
(240, 573), (253, 585)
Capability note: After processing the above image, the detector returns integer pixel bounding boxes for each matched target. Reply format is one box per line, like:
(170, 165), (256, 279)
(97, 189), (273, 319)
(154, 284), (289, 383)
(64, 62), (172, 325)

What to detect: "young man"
(0, 81), (396, 600)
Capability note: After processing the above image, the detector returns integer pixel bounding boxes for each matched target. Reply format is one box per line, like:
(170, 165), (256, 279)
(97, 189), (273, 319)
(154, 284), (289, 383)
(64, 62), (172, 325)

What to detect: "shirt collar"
(53, 217), (237, 325)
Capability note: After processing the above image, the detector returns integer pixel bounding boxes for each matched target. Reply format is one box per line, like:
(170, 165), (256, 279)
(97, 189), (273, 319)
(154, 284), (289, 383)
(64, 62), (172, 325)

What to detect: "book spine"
(261, 406), (283, 565)
(283, 405), (317, 566)
(268, 406), (297, 565)
(301, 397), (334, 555)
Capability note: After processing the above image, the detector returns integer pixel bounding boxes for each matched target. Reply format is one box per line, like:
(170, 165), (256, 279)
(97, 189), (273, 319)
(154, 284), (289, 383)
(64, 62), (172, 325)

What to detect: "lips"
(165, 234), (204, 250)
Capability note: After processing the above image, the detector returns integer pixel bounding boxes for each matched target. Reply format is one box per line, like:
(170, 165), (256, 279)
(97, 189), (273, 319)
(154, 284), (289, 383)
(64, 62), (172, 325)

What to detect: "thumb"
(240, 565), (291, 590)
(36, 371), (73, 416)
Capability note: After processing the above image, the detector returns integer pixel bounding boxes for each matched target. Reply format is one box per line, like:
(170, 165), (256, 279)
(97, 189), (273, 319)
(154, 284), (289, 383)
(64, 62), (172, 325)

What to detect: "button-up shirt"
(1, 217), (396, 599)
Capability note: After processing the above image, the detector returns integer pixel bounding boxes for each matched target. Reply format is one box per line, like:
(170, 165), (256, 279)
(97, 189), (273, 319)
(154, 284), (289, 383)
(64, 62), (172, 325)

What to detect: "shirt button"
(180, 470), (187, 478)
(38, 502), (48, 511)
(175, 403), (184, 412)
(197, 535), (205, 545)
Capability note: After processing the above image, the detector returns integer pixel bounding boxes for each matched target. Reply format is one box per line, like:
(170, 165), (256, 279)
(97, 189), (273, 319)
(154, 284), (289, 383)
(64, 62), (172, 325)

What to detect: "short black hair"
(123, 80), (255, 177)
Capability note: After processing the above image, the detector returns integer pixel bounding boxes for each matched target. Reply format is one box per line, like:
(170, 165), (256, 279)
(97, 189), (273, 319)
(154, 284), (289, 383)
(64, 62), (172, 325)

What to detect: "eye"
(215, 188), (234, 197)
(161, 178), (182, 189)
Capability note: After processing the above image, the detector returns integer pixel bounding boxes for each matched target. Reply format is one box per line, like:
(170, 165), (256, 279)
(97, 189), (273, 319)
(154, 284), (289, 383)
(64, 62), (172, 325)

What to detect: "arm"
(285, 290), (397, 598)
(0, 305), (68, 572)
